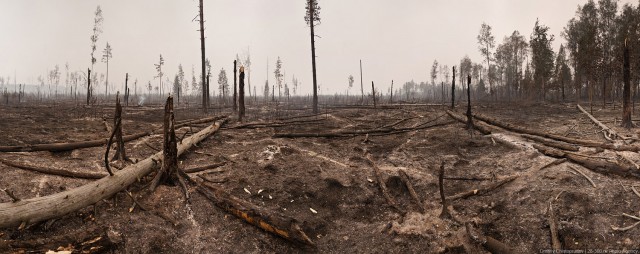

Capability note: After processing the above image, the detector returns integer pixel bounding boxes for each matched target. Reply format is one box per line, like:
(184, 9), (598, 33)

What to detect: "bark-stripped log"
(533, 144), (640, 179)
(520, 134), (579, 152)
(196, 182), (314, 246)
(576, 104), (619, 141)
(0, 119), (226, 228)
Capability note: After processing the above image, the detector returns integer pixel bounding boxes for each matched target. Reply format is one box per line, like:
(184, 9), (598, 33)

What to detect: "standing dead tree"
(451, 66), (455, 109)
(305, 0), (320, 113)
(110, 94), (127, 164)
(622, 39), (634, 129)
(198, 0), (207, 113)
(371, 81), (377, 108)
(360, 60), (364, 104)
(466, 75), (474, 132)
(233, 60), (238, 111)
(239, 66), (246, 121)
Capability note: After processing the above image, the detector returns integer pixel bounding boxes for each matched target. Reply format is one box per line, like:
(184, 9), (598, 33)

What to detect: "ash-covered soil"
(0, 101), (639, 253)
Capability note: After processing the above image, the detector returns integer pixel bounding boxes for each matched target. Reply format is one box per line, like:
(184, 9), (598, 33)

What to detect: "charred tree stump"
(150, 96), (190, 199)
(239, 66), (246, 121)
(622, 39), (634, 129)
(233, 60), (238, 112)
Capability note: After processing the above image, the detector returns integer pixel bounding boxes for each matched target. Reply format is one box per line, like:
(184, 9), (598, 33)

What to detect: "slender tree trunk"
(105, 58), (109, 101)
(622, 40), (633, 128)
(87, 68), (91, 105)
(239, 68), (246, 122)
(125, 73), (129, 106)
(309, 0), (318, 113)
(390, 80), (393, 104)
(199, 0), (207, 113)
(233, 60), (238, 111)
(451, 66), (455, 109)
(360, 60), (364, 105)
(371, 81), (376, 108)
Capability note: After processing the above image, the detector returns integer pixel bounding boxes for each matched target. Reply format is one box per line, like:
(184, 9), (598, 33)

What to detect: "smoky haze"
(0, 0), (634, 96)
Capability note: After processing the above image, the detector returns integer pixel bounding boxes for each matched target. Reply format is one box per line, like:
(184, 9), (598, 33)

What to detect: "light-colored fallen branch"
(539, 158), (568, 170)
(611, 221), (640, 231)
(0, 159), (106, 179)
(448, 175), (518, 201)
(548, 200), (561, 250)
(577, 104), (619, 141)
(0, 119), (226, 228)
(568, 166), (596, 188)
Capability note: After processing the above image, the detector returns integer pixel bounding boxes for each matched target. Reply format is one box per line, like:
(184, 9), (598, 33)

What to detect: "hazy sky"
(0, 0), (637, 95)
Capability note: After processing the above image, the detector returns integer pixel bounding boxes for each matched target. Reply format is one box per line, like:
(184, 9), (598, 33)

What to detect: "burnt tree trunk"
(371, 81), (376, 108)
(451, 66), (456, 109)
(466, 75), (474, 130)
(390, 80), (393, 104)
(622, 40), (633, 129)
(111, 95), (127, 163)
(150, 96), (180, 191)
(309, 0), (318, 114)
(233, 60), (238, 112)
(199, 0), (207, 113)
(360, 59), (364, 105)
(239, 67), (246, 122)
(124, 73), (129, 107)
(86, 68), (91, 105)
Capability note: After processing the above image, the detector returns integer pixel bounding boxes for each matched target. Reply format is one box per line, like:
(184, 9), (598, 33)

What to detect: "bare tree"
(198, 0), (207, 112)
(274, 56), (283, 100)
(88, 5), (103, 105)
(305, 0), (320, 113)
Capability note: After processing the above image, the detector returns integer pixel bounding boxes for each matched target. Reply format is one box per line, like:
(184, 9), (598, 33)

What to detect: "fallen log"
(229, 118), (323, 129)
(272, 121), (453, 138)
(446, 110), (492, 135)
(473, 113), (640, 152)
(0, 159), (106, 179)
(0, 115), (224, 153)
(0, 119), (226, 228)
(0, 131), (150, 153)
(448, 175), (517, 201)
(533, 144), (640, 179)
(183, 162), (226, 174)
(520, 134), (579, 152)
(548, 200), (562, 251)
(196, 181), (314, 246)
(577, 104), (619, 141)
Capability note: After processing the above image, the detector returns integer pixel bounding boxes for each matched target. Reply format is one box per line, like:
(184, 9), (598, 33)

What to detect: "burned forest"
(1, 0), (640, 253)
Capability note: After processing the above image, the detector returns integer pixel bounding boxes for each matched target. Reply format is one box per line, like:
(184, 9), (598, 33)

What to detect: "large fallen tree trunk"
(473, 113), (640, 152)
(533, 144), (640, 179)
(0, 119), (226, 228)
(0, 116), (224, 153)
(577, 104), (619, 141)
(196, 181), (314, 246)
(273, 120), (452, 138)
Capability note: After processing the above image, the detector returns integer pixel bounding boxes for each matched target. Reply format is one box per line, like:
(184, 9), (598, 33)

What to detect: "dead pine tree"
(239, 66), (246, 121)
(149, 96), (190, 199)
(451, 66), (455, 109)
(466, 75), (474, 136)
(622, 39), (634, 129)
(87, 68), (91, 105)
(198, 0), (207, 113)
(371, 81), (377, 108)
(389, 80), (394, 104)
(233, 60), (238, 112)
(124, 73), (129, 107)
